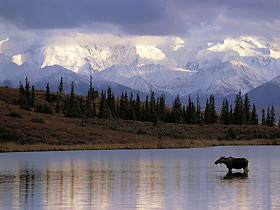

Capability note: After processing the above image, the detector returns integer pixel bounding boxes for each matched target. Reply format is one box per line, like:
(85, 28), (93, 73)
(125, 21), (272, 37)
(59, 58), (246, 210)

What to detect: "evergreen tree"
(65, 82), (81, 118)
(18, 81), (26, 106)
(261, 108), (266, 125)
(186, 96), (196, 124)
(250, 103), (258, 125)
(267, 106), (275, 126)
(159, 94), (166, 122)
(106, 87), (115, 117)
(170, 94), (182, 123)
(209, 94), (217, 124)
(129, 92), (136, 120)
(98, 90), (107, 119)
(271, 105), (276, 126)
(31, 85), (35, 108)
(70, 82), (75, 106)
(18, 80), (31, 110)
(243, 93), (251, 125)
(88, 75), (98, 100)
(135, 93), (141, 120)
(234, 90), (243, 125)
(266, 107), (271, 126)
(123, 92), (129, 119)
(196, 94), (201, 124)
(45, 82), (51, 102)
(55, 91), (61, 113)
(143, 94), (149, 121)
(58, 77), (64, 94)
(221, 98), (230, 125)
(204, 98), (210, 124)
(149, 88), (157, 122)
(25, 76), (31, 104)
(229, 104), (233, 124)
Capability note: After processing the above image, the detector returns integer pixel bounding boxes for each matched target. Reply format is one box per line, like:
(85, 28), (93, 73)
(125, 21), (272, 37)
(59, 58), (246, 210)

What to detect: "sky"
(1, 0), (280, 47)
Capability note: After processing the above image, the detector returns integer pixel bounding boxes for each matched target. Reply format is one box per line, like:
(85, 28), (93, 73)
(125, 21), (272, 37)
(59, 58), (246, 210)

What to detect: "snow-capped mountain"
(1, 35), (280, 105)
(9, 43), (176, 74)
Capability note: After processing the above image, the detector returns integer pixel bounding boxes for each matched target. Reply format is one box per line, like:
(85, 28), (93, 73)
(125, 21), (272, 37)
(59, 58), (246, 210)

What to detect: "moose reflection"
(215, 156), (249, 174)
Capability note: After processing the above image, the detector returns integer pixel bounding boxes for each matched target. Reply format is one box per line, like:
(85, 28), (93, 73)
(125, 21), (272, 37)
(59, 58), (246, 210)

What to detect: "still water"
(0, 146), (279, 210)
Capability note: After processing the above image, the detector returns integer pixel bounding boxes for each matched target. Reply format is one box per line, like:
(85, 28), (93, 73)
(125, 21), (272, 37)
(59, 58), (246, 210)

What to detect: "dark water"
(0, 146), (280, 210)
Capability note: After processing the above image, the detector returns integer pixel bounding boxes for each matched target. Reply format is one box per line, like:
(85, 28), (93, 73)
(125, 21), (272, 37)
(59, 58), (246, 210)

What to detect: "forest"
(17, 76), (277, 127)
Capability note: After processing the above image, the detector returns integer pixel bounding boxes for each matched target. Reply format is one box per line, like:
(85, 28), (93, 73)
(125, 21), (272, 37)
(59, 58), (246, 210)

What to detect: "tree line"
(17, 76), (278, 126)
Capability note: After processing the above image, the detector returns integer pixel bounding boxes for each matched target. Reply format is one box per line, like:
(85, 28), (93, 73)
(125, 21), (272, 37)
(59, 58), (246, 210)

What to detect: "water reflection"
(0, 147), (280, 209)
(223, 172), (248, 179)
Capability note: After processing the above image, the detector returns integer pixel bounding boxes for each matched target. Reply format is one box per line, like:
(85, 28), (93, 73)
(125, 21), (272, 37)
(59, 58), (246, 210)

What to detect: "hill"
(0, 86), (280, 152)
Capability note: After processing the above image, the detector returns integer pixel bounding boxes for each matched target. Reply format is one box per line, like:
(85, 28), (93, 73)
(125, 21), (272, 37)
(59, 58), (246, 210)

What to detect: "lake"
(0, 146), (279, 210)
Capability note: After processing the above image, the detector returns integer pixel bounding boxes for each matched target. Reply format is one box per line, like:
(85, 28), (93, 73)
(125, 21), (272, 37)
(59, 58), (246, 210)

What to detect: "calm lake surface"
(0, 146), (280, 210)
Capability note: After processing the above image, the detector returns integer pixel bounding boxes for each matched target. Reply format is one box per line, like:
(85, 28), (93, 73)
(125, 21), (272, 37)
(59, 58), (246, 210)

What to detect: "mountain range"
(1, 36), (280, 106)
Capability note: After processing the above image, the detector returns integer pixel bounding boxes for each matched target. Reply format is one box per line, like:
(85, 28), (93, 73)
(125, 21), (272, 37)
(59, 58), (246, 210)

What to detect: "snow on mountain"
(9, 43), (176, 74)
(270, 44), (280, 59)
(92, 64), (196, 94)
(1, 35), (280, 105)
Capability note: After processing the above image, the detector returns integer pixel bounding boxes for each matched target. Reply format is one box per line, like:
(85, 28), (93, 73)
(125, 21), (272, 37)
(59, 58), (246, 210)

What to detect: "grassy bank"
(0, 139), (279, 153)
(1, 86), (280, 153)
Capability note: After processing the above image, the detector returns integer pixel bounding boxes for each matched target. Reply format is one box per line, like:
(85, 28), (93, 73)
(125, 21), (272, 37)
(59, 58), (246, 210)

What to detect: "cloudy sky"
(1, 0), (280, 47)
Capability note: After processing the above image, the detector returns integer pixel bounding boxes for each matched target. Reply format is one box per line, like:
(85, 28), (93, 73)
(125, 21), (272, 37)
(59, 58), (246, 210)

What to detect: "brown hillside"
(0, 86), (280, 152)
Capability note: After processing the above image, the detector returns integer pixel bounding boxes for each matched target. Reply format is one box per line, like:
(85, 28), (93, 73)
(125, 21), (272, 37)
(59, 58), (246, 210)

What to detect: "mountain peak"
(207, 36), (268, 57)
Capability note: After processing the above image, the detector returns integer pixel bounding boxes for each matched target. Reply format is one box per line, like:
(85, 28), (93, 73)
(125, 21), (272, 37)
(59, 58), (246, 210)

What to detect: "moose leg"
(227, 167), (232, 174)
(243, 166), (249, 174)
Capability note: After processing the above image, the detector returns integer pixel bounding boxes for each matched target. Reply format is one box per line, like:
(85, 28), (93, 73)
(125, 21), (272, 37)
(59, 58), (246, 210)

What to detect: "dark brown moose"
(215, 156), (248, 174)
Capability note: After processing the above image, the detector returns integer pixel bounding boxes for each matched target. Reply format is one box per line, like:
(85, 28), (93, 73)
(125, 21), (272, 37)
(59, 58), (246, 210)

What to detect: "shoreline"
(1, 139), (279, 153)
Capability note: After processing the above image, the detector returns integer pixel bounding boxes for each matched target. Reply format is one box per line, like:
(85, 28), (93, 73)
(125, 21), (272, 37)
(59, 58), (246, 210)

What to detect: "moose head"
(215, 156), (227, 165)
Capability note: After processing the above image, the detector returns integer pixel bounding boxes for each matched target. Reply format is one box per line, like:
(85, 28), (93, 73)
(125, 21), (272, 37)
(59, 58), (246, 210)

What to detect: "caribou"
(215, 156), (248, 174)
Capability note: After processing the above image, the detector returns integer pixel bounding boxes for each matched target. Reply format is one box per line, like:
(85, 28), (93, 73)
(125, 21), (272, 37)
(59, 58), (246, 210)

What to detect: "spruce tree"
(266, 107), (271, 126)
(221, 98), (230, 125)
(159, 94), (166, 122)
(171, 94), (182, 123)
(243, 93), (251, 125)
(55, 91), (61, 113)
(229, 104), (233, 124)
(270, 105), (275, 126)
(204, 98), (210, 124)
(149, 88), (156, 122)
(234, 90), (243, 125)
(106, 87), (115, 117)
(135, 93), (141, 120)
(45, 82), (51, 102)
(31, 85), (35, 108)
(58, 77), (64, 94)
(88, 75), (98, 100)
(250, 103), (258, 125)
(129, 92), (135, 120)
(18, 81), (26, 106)
(98, 90), (107, 119)
(196, 94), (201, 124)
(269, 106), (275, 126)
(186, 96), (196, 124)
(261, 108), (266, 125)
(25, 76), (31, 104)
(209, 94), (217, 124)
(70, 82), (75, 106)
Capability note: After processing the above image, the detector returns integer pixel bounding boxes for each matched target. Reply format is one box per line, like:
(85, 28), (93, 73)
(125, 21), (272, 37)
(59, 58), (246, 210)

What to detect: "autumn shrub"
(0, 126), (20, 142)
(31, 117), (46, 123)
(9, 111), (23, 119)
(35, 103), (54, 114)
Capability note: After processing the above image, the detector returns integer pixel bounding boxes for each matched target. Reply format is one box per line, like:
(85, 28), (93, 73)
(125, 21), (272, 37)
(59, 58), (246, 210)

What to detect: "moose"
(215, 156), (248, 174)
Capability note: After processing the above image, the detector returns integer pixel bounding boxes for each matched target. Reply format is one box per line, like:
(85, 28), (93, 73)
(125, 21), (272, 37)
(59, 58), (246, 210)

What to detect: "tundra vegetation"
(0, 76), (280, 152)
